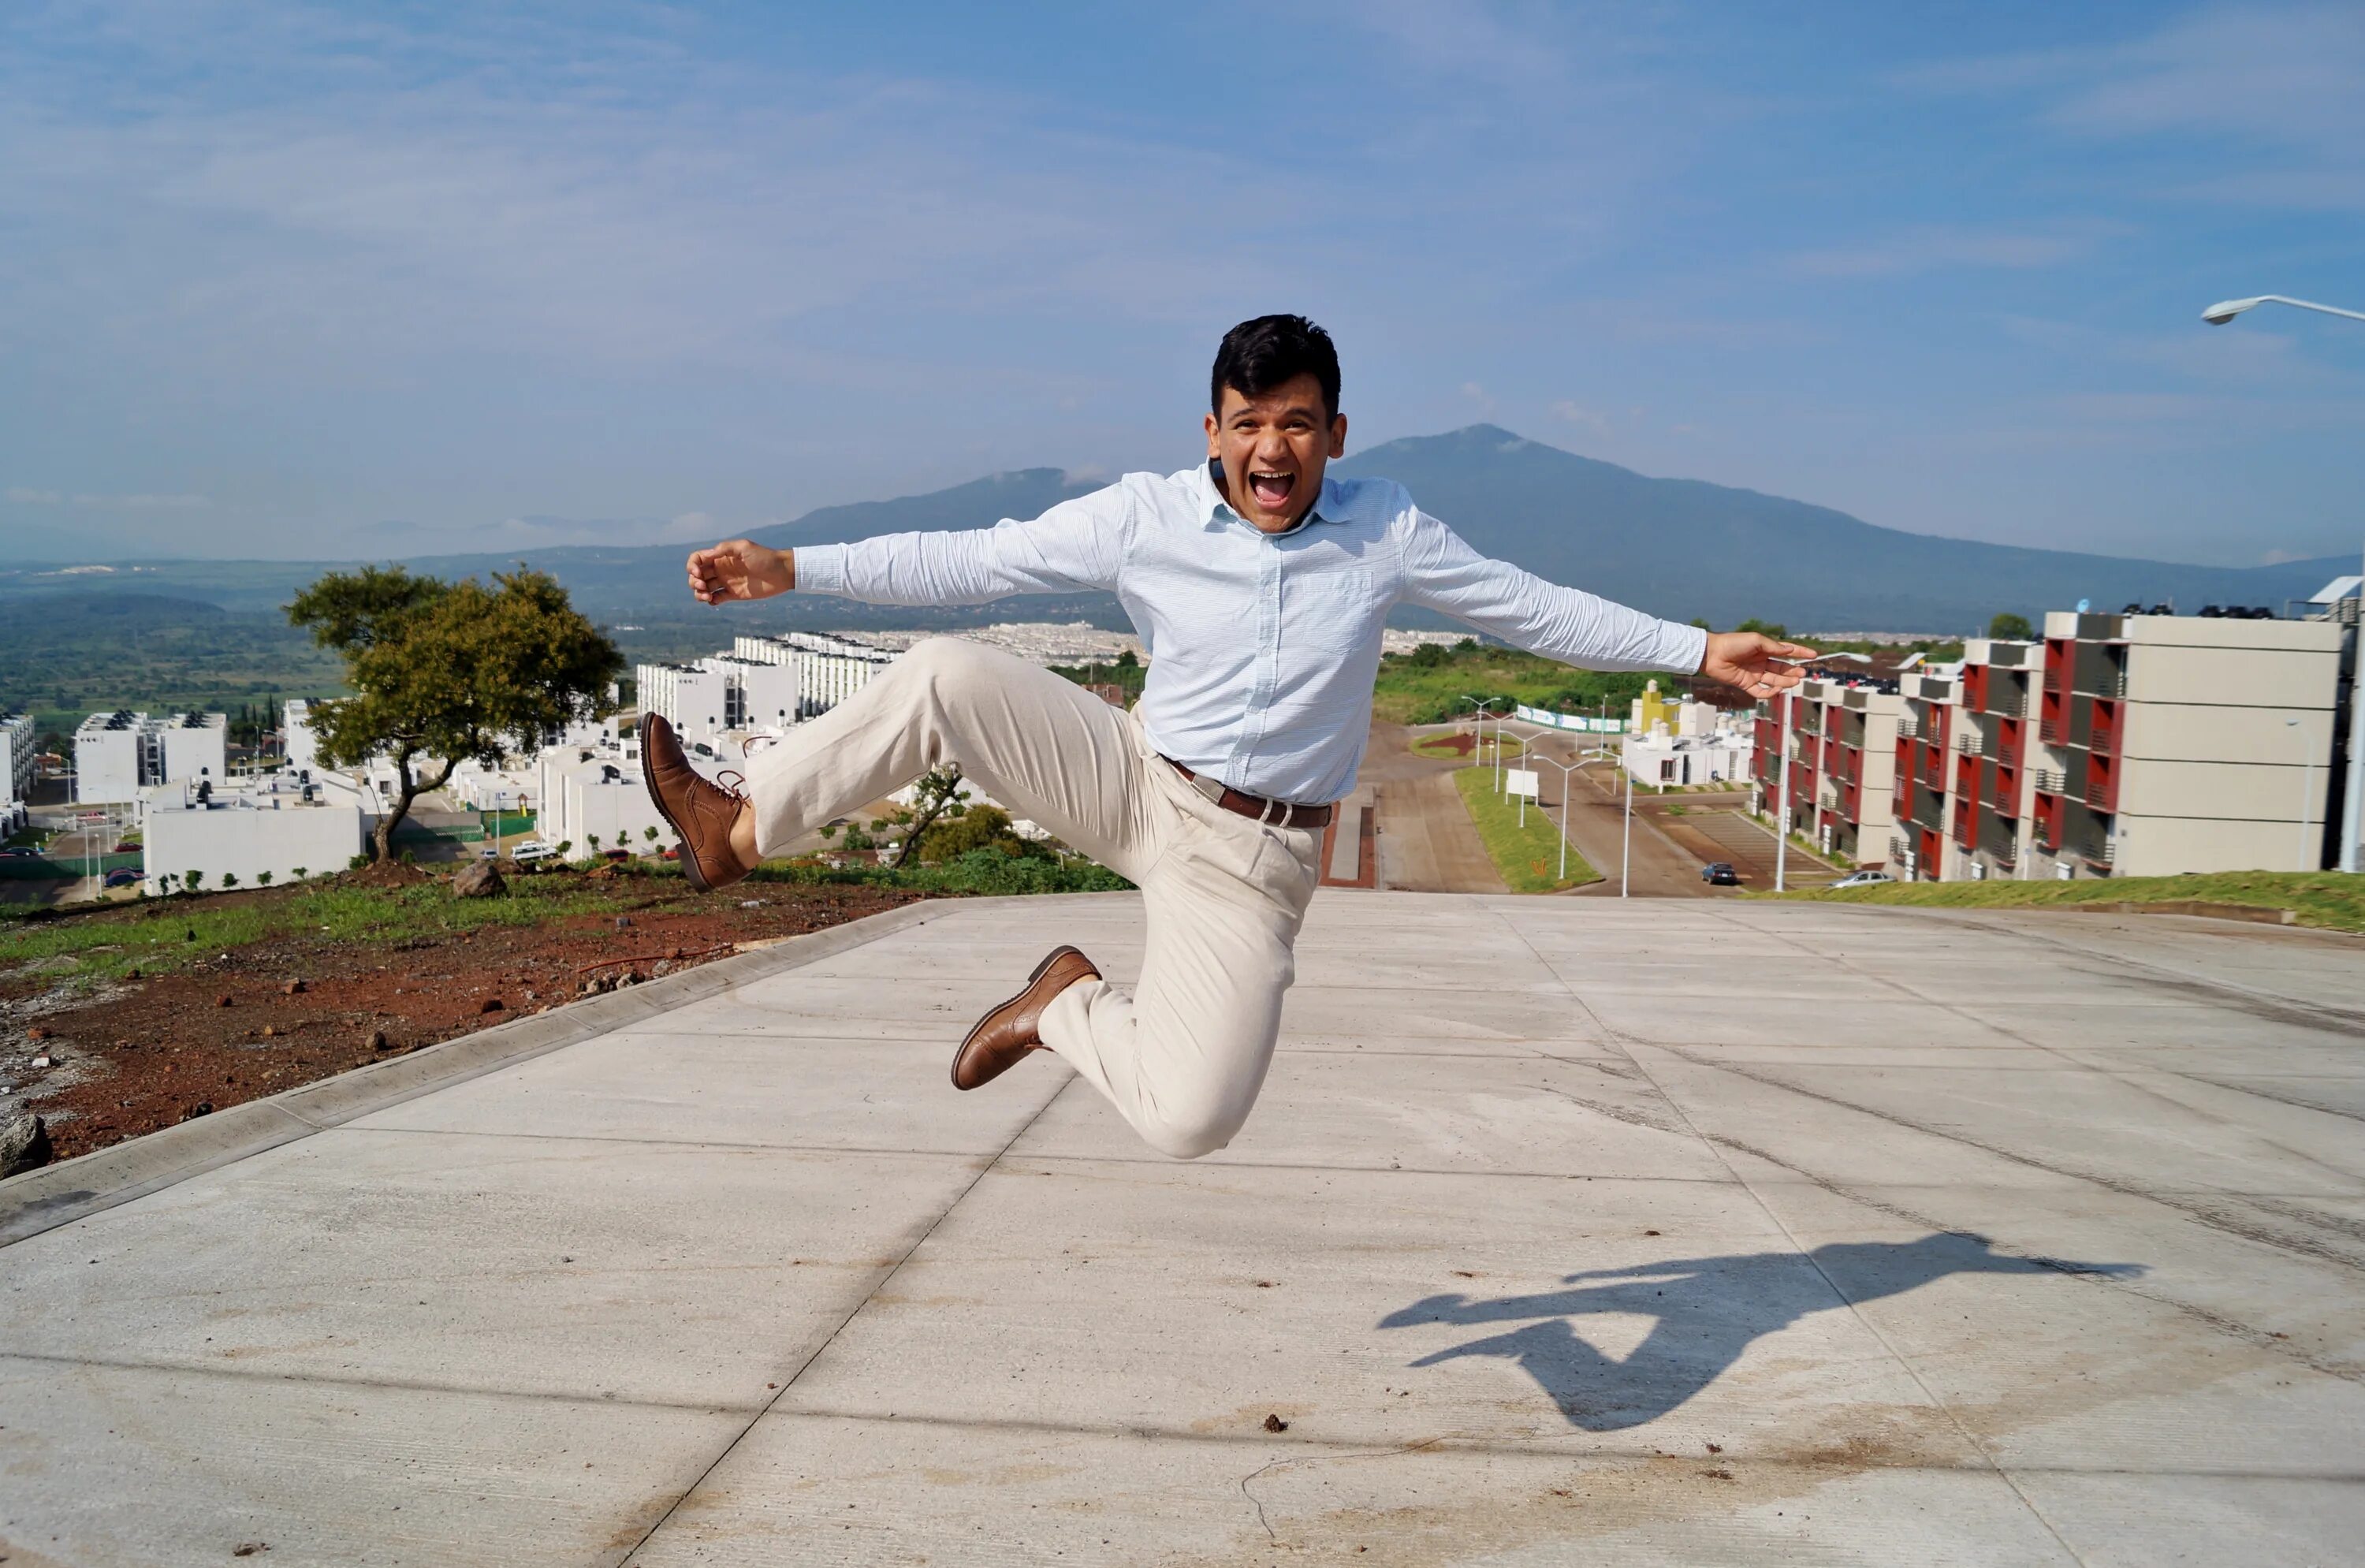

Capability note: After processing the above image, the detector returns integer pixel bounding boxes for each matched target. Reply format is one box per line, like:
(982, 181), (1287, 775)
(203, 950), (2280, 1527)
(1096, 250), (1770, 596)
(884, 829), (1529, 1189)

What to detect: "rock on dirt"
(1, 1111), (53, 1176)
(450, 861), (507, 899)
(282, 978), (307, 996)
(1262, 1413), (1288, 1433)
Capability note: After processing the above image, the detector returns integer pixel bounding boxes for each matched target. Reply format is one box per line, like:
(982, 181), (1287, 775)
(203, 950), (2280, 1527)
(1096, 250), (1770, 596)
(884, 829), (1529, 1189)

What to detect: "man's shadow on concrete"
(1377, 1232), (2144, 1432)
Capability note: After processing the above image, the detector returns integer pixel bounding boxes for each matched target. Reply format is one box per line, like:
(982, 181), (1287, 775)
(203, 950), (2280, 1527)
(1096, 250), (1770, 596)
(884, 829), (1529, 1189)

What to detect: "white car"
(1831, 870), (1894, 889)
(509, 840), (561, 864)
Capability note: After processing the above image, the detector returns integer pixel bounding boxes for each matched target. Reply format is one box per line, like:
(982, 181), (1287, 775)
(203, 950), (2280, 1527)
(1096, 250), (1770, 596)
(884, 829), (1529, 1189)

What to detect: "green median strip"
(1453, 766), (1599, 893)
(1759, 870), (2365, 934)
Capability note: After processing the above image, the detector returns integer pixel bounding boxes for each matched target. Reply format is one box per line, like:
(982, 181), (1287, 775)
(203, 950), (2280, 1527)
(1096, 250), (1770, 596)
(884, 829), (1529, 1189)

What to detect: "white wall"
(159, 716), (228, 785)
(140, 785), (364, 895)
(74, 721), (148, 804)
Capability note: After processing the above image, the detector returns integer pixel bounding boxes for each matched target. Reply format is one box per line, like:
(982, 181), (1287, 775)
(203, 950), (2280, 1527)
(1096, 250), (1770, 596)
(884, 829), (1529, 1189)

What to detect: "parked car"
(1831, 870), (1894, 888)
(509, 840), (560, 864)
(103, 868), (141, 888)
(1700, 861), (1740, 885)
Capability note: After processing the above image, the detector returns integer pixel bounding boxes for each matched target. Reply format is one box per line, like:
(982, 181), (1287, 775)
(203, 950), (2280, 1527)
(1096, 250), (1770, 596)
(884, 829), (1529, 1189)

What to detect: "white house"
(158, 711), (229, 786)
(73, 712), (155, 803)
(140, 773), (366, 895)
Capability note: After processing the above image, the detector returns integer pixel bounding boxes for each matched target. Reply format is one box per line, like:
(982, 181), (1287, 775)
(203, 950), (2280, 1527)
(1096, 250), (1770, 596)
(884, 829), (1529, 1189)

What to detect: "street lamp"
(2207, 291), (2365, 872)
(2202, 295), (2365, 326)
(1458, 695), (1503, 777)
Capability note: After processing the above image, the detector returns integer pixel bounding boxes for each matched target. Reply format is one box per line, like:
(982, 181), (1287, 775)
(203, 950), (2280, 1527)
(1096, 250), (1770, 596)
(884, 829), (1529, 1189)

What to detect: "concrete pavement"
(6, 894), (2365, 1564)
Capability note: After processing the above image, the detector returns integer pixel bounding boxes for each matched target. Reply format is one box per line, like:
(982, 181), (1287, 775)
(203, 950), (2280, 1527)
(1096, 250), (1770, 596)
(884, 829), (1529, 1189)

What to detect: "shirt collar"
(1199, 459), (1332, 537)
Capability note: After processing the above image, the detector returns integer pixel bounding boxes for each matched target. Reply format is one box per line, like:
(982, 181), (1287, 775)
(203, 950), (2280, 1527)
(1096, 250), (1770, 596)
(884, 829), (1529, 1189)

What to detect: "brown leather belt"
(1162, 756), (1335, 829)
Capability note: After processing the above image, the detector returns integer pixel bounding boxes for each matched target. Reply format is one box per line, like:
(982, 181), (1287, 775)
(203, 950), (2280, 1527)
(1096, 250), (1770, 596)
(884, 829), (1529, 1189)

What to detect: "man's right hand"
(687, 539), (795, 605)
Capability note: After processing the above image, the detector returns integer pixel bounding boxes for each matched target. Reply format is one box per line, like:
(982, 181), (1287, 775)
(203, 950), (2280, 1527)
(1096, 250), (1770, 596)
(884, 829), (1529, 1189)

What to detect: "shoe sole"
(636, 713), (714, 894)
(952, 945), (1086, 1089)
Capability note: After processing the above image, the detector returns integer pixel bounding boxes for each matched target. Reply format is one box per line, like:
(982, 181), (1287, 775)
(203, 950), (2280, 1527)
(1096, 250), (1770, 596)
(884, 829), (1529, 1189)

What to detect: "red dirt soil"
(6, 879), (924, 1163)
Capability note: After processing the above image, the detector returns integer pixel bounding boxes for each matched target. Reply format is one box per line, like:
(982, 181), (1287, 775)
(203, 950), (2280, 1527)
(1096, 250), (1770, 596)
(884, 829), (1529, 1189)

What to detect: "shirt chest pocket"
(1293, 565), (1393, 654)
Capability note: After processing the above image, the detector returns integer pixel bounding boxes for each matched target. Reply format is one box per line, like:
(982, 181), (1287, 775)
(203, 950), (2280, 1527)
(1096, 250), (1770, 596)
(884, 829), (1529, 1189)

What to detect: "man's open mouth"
(1248, 471), (1295, 510)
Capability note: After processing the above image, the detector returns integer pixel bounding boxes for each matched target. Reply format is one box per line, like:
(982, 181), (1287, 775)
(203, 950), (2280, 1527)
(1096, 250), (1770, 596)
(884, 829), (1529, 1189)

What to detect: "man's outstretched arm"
(1399, 507), (1816, 698)
(686, 485), (1129, 609)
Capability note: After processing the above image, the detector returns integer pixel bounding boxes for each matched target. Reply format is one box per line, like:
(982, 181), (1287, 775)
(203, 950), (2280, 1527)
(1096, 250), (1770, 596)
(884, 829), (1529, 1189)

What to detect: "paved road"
(1496, 728), (1721, 899)
(9, 896), (2364, 1564)
(1360, 721), (1505, 893)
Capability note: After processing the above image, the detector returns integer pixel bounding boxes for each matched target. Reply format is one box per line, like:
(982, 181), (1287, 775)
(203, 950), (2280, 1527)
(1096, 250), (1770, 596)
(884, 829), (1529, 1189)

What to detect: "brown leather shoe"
(638, 713), (754, 892)
(952, 945), (1101, 1090)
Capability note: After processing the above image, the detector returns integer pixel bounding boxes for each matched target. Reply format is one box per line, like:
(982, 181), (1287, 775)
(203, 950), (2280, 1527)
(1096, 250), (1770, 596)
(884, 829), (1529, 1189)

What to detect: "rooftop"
(2, 895), (2359, 1562)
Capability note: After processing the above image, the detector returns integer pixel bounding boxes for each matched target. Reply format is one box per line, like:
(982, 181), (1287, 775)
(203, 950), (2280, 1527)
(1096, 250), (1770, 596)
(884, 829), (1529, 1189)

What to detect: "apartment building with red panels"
(1749, 676), (1902, 870)
(1880, 615), (2345, 881)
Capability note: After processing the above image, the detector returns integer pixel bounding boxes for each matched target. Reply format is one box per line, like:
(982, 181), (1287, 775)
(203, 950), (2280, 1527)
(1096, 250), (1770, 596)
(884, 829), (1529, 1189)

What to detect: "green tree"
(1735, 617), (1789, 641)
(1988, 612), (2035, 641)
(184, 868), (204, 892)
(916, 803), (1043, 865)
(221, 872), (240, 888)
(864, 764), (970, 869)
(288, 566), (623, 862)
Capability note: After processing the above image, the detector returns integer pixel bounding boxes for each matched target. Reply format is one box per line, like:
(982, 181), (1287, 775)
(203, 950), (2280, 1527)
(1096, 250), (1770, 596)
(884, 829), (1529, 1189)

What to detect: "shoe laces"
(712, 769), (748, 800)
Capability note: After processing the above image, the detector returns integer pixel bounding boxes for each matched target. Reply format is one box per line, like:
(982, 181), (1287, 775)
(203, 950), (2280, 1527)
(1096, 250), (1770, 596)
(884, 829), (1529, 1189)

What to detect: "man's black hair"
(1211, 315), (1341, 421)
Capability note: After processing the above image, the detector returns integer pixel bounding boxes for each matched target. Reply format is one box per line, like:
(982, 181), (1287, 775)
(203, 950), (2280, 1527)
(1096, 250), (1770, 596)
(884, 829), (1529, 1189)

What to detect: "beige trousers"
(743, 637), (1324, 1158)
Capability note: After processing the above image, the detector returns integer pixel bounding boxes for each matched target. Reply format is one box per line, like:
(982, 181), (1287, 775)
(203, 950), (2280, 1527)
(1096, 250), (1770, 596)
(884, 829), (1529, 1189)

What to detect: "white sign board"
(1506, 768), (1540, 799)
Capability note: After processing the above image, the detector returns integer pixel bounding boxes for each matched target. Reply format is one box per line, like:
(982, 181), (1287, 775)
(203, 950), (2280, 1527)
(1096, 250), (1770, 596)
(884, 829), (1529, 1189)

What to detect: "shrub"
(290, 866), (307, 881)
(348, 854), (369, 870)
(256, 870), (274, 886)
(184, 869), (205, 891)
(221, 872), (240, 889)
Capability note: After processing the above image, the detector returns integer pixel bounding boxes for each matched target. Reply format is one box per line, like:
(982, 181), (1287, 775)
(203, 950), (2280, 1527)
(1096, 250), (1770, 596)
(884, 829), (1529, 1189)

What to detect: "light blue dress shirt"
(791, 461), (1708, 804)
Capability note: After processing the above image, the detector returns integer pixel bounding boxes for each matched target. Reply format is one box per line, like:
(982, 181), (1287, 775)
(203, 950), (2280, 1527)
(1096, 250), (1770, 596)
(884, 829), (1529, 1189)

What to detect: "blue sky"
(2, 1), (2360, 565)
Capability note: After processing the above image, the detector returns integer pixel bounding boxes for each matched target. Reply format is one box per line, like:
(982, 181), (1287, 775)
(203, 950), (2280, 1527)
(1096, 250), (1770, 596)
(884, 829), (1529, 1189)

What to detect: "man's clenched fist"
(687, 539), (795, 605)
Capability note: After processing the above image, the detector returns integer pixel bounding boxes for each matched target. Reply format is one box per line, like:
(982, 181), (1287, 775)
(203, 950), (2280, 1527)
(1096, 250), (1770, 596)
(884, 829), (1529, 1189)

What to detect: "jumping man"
(642, 315), (1813, 1158)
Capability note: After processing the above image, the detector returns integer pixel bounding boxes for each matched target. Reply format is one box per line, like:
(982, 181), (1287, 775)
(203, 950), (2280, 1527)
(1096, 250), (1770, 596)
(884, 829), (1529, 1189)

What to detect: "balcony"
(2033, 768), (2066, 793)
(1897, 717), (1920, 740)
(2077, 837), (2117, 868)
(1954, 731), (1984, 758)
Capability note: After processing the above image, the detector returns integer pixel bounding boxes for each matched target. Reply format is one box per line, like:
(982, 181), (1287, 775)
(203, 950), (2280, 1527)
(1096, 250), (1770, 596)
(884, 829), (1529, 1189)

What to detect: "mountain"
(1339, 426), (2341, 632)
(0, 428), (2343, 634)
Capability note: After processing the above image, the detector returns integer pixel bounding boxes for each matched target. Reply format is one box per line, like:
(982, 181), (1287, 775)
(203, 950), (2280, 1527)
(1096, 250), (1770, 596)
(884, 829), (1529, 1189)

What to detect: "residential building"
(1883, 613), (2345, 880)
(73, 712), (155, 803)
(1749, 676), (1903, 868)
(158, 711), (229, 786)
(2034, 610), (2340, 877)
(732, 631), (898, 721)
(1, 710), (35, 818)
(1620, 680), (1752, 787)
(139, 772), (367, 896)
(282, 699), (319, 774)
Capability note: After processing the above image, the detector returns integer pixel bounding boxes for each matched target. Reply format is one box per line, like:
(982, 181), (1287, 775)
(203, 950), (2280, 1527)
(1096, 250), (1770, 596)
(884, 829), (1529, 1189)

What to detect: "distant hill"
(0, 428), (2342, 635)
(1337, 426), (2341, 632)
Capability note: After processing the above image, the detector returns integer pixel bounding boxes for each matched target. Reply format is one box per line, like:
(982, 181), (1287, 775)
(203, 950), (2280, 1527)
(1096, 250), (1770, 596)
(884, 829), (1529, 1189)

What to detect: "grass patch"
(1411, 731), (1528, 762)
(751, 847), (1132, 897)
(1453, 767), (1597, 893)
(0, 877), (672, 985)
(1764, 870), (2365, 934)
(0, 847), (1134, 988)
(1376, 643), (1655, 728)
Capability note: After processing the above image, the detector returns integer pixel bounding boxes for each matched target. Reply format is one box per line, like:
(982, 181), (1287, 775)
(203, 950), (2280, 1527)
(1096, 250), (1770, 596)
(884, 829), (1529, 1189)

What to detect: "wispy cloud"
(1786, 223), (2114, 279)
(1899, 4), (2365, 212)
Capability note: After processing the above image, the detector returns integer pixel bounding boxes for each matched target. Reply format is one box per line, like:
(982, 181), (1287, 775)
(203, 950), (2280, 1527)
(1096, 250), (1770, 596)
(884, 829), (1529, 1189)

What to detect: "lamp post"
(1533, 752), (1584, 884)
(2207, 292), (2365, 872)
(1458, 695), (1503, 777)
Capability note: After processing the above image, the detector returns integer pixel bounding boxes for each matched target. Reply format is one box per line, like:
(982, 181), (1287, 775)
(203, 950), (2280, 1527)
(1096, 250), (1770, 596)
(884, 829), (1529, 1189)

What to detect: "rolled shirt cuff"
(791, 542), (847, 596)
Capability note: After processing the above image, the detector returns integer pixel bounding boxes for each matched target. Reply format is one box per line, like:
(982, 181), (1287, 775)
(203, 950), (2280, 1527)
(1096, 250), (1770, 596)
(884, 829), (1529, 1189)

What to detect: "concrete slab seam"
(612, 1056), (1082, 1565)
(1481, 898), (2098, 1566)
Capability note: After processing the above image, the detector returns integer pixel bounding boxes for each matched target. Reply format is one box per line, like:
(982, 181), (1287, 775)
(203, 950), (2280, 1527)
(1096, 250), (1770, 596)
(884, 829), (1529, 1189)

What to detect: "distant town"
(6, 573), (2357, 907)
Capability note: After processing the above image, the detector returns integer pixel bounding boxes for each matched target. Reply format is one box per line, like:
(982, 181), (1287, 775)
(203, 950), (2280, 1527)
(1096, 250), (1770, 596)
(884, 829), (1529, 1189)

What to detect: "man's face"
(1204, 374), (1348, 534)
